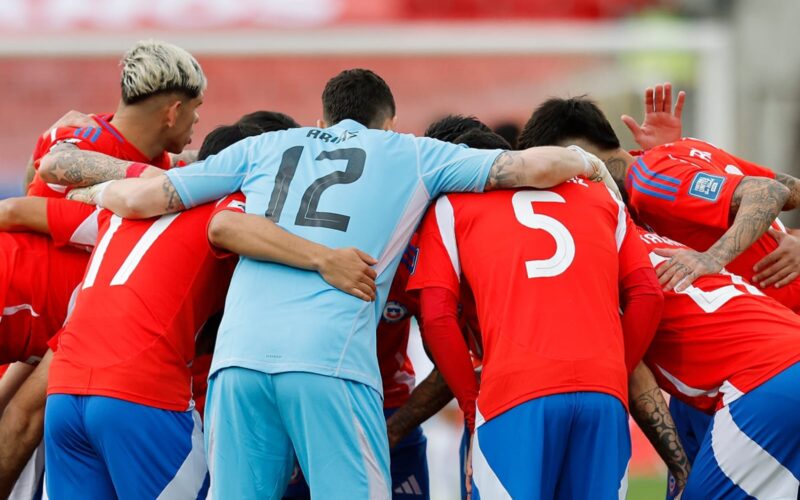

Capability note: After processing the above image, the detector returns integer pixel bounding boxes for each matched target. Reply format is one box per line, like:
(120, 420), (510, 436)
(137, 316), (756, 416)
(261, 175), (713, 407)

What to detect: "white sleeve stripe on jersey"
(110, 213), (181, 286)
(434, 195), (461, 280)
(374, 182), (430, 277)
(607, 186), (627, 251)
(82, 215), (123, 289)
(69, 208), (101, 248)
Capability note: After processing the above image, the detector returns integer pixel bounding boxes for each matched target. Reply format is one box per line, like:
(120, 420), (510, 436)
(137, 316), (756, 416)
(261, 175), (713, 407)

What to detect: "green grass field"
(628, 476), (667, 499)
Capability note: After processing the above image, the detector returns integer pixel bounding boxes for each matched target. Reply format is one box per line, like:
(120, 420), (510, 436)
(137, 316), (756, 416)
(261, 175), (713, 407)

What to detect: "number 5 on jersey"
(512, 190), (576, 279)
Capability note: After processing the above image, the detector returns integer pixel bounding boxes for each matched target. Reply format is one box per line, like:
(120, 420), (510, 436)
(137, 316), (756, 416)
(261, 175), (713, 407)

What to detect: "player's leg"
(43, 394), (115, 499)
(684, 362), (800, 499)
(275, 372), (391, 500)
(665, 398), (712, 500)
(558, 392), (631, 499)
(386, 415), (429, 500)
(205, 367), (295, 500)
(471, 394), (573, 499)
(80, 395), (207, 500)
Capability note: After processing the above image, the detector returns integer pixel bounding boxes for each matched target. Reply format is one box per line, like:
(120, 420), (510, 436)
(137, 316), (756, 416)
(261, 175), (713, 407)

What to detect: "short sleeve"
(165, 135), (258, 209)
(206, 192), (246, 258)
(47, 198), (101, 249)
(631, 154), (744, 231)
(414, 137), (502, 198)
(618, 214), (654, 281)
(406, 197), (461, 296)
(726, 154), (776, 179)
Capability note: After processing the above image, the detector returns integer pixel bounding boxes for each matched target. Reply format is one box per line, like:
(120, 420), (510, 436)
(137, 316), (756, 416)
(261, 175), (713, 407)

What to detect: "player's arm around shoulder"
(206, 208), (378, 302)
(483, 146), (607, 191)
(0, 196), (48, 233)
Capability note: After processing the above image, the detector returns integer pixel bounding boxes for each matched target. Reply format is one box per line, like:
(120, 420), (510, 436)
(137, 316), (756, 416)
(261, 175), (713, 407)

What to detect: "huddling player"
(43, 68), (614, 499)
(0, 38), (207, 499)
(520, 89), (800, 499)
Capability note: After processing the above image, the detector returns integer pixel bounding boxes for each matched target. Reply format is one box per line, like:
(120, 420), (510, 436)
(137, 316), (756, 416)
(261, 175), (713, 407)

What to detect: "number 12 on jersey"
(265, 147), (366, 232)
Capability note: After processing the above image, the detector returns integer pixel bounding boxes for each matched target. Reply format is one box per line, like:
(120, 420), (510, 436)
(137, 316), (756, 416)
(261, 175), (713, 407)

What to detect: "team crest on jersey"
(382, 301), (408, 323)
(689, 172), (725, 202)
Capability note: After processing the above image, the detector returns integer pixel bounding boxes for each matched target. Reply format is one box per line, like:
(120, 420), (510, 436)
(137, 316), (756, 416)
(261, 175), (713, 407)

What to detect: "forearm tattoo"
(161, 177), (185, 213)
(46, 145), (130, 187)
(485, 151), (524, 190)
(711, 177), (789, 266)
(775, 172), (800, 210)
(630, 387), (690, 483)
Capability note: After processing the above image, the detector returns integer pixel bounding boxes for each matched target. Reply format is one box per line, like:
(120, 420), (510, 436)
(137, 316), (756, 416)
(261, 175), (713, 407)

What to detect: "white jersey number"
(650, 252), (764, 313)
(82, 214), (180, 289)
(512, 190), (575, 279)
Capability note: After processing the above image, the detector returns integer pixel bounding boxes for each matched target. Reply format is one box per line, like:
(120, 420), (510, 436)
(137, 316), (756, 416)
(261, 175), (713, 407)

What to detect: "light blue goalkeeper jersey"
(165, 119), (501, 393)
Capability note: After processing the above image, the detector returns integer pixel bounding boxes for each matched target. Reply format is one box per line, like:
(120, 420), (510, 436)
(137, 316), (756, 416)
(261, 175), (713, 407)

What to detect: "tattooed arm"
(386, 368), (454, 448)
(629, 362), (690, 494)
(775, 172), (800, 210)
(483, 146), (606, 191)
(655, 177), (789, 291)
(39, 145), (163, 187)
(66, 175), (185, 219)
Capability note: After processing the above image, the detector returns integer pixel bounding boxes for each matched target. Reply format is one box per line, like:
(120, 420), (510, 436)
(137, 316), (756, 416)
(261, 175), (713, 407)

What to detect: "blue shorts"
(472, 392), (630, 500)
(44, 394), (208, 500)
(282, 408), (429, 499)
(665, 398), (712, 499)
(683, 362), (800, 499)
(205, 368), (391, 500)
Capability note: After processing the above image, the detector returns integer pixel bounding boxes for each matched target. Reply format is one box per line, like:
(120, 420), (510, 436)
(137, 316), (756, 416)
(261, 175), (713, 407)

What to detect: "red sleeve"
(47, 329), (64, 352)
(125, 162), (151, 179)
(727, 154), (776, 179)
(618, 213), (653, 280)
(206, 192), (246, 258)
(406, 202), (460, 295)
(620, 267), (663, 373)
(420, 286), (479, 432)
(46, 198), (100, 248)
(634, 147), (745, 232)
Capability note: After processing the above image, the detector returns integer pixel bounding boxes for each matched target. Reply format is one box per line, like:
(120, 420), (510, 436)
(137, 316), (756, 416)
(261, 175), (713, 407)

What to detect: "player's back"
(28, 114), (171, 197)
(630, 138), (800, 309)
(639, 228), (800, 413)
(49, 200), (237, 411)
(202, 119), (500, 393)
(437, 180), (632, 421)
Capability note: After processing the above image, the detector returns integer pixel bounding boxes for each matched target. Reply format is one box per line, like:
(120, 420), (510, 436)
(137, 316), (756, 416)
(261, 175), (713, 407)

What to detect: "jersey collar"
(331, 119), (368, 131)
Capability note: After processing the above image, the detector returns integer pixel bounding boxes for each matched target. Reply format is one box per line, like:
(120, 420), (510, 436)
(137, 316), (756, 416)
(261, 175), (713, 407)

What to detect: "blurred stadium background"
(1, 0), (798, 497)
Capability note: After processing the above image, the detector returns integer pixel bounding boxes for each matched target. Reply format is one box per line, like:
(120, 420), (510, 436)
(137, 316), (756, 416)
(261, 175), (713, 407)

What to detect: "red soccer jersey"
(407, 180), (652, 422)
(0, 232), (89, 365)
(28, 114), (171, 198)
(638, 227), (800, 413)
(378, 240), (420, 409)
(627, 137), (800, 310)
(47, 195), (243, 411)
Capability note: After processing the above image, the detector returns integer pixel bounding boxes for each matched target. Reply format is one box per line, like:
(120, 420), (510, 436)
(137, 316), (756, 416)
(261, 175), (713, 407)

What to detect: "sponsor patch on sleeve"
(688, 172), (725, 202)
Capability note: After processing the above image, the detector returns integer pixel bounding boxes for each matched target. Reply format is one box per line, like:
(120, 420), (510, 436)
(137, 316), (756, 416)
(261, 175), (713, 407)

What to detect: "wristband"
(125, 162), (149, 179)
(93, 180), (115, 208)
(567, 145), (603, 182)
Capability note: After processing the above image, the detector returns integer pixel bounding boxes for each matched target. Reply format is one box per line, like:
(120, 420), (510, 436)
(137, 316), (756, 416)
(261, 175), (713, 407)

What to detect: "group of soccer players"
(0, 38), (798, 500)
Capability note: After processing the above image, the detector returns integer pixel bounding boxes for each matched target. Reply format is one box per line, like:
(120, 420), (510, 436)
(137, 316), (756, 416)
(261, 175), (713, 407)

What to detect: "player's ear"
(316, 118), (327, 128)
(164, 100), (182, 128)
(386, 115), (398, 132)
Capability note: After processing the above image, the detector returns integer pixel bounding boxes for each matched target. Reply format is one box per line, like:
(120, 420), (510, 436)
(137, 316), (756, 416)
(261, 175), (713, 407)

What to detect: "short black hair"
(517, 97), (621, 151)
(492, 122), (520, 150)
(424, 114), (490, 143)
(322, 69), (396, 129)
(453, 129), (511, 150)
(198, 123), (262, 161)
(238, 110), (300, 133)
